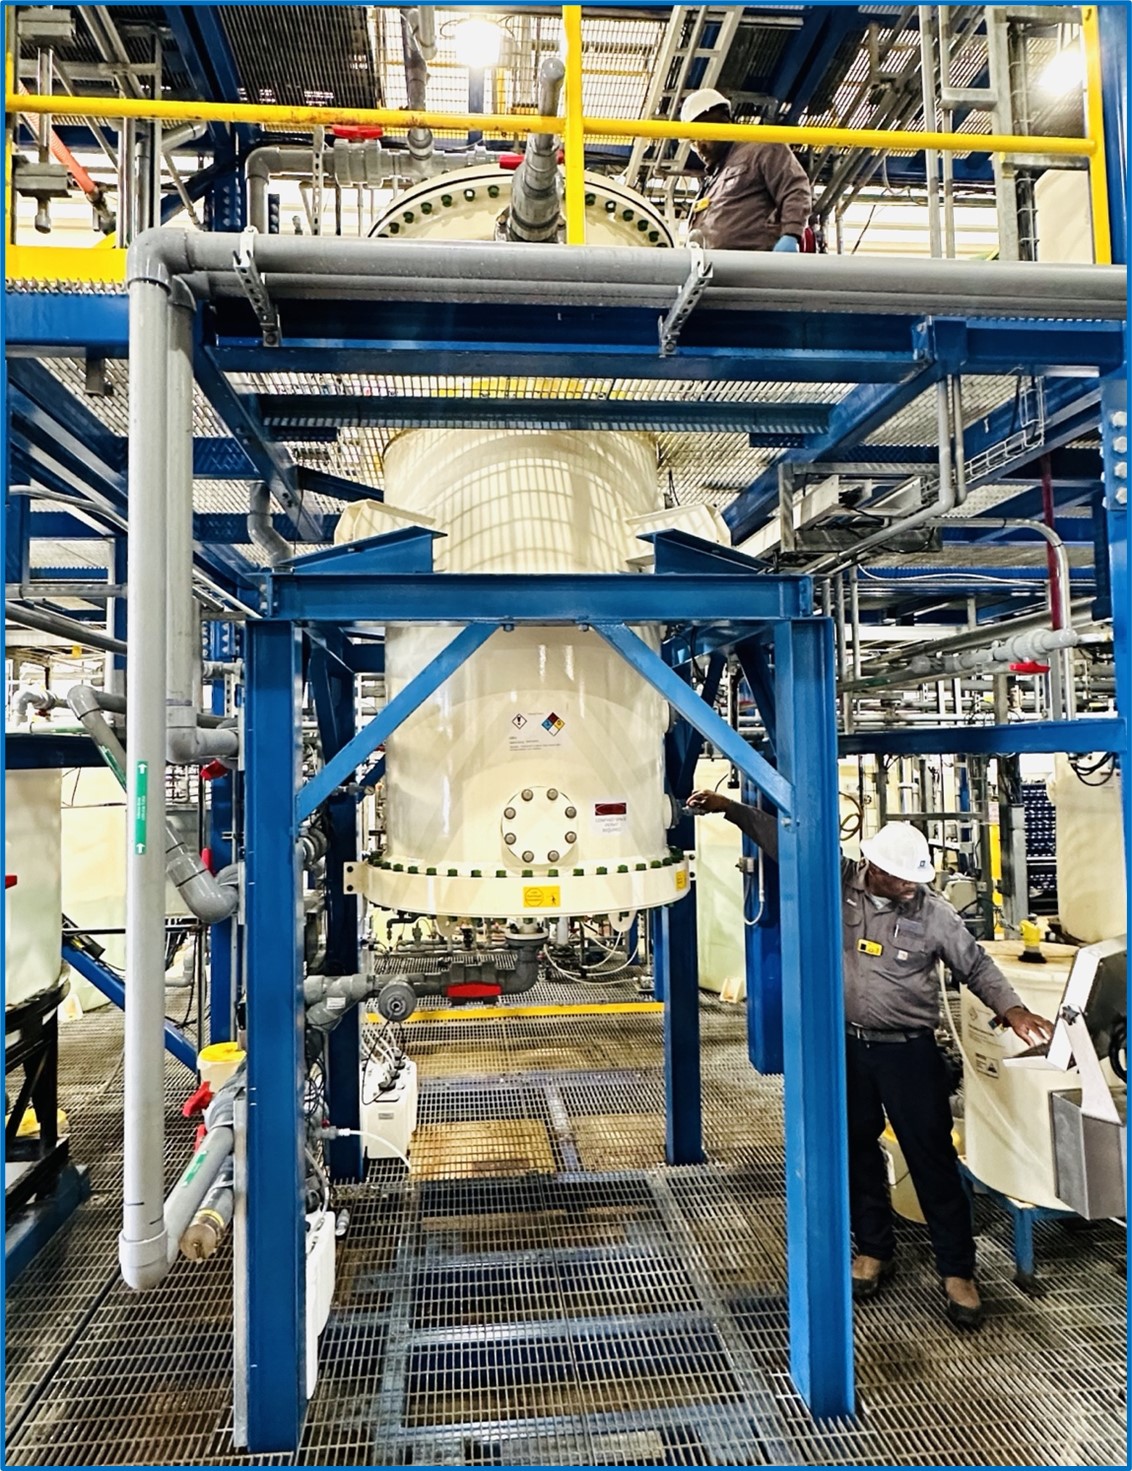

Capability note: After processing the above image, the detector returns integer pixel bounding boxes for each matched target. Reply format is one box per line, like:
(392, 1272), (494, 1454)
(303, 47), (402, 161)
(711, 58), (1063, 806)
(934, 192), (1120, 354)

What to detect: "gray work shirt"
(693, 141), (812, 252)
(721, 800), (1022, 1030)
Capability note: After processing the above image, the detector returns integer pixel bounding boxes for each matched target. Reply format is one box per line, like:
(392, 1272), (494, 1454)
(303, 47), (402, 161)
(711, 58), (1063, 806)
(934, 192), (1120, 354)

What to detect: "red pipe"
(1040, 452), (1062, 629)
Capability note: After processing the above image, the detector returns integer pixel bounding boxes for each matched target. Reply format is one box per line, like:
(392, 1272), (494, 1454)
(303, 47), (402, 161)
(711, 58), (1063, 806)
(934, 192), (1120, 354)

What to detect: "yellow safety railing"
(4, 3), (1113, 279)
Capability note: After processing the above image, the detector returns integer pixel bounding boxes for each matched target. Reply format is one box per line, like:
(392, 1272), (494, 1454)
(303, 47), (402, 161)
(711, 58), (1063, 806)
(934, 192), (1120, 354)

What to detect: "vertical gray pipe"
(166, 285), (198, 751)
(918, 7), (943, 258)
(120, 277), (171, 1291)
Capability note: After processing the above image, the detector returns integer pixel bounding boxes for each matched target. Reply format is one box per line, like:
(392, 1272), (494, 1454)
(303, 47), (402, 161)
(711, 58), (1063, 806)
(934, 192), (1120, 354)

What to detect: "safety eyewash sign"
(507, 710), (570, 752)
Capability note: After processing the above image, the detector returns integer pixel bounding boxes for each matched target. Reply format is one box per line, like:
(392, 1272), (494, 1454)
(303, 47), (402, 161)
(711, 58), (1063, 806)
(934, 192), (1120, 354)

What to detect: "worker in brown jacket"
(680, 88), (812, 252)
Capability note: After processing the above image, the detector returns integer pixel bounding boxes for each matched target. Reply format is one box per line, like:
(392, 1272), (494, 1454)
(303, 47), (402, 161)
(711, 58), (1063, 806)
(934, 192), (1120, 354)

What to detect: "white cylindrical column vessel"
(351, 428), (688, 919)
(1047, 753), (1126, 943)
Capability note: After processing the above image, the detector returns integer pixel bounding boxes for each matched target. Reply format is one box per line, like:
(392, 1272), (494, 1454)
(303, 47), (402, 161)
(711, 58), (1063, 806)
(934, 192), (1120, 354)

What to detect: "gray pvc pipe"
(121, 278), (171, 1291)
(127, 229), (1126, 321)
(247, 481), (292, 566)
(7, 603), (128, 655)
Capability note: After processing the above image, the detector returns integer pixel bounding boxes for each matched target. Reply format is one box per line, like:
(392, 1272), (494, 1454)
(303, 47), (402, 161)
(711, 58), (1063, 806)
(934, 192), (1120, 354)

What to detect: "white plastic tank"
(694, 759), (746, 998)
(959, 939), (1115, 1209)
(351, 428), (687, 920)
(1047, 753), (1126, 943)
(5, 768), (64, 1009)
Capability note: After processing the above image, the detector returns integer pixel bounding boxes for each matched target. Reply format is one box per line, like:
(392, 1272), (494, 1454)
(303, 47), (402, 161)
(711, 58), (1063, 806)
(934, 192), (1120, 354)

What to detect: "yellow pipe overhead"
(6, 90), (1097, 160)
(562, 5), (586, 244)
(1081, 6), (1112, 265)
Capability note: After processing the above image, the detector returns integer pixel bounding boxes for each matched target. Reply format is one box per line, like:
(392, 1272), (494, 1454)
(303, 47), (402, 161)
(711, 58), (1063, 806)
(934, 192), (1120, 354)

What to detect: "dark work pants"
(846, 1033), (975, 1279)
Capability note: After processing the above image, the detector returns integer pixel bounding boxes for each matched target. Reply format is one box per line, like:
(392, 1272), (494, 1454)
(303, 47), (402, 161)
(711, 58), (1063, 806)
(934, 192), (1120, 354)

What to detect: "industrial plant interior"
(3, 1), (1129, 1465)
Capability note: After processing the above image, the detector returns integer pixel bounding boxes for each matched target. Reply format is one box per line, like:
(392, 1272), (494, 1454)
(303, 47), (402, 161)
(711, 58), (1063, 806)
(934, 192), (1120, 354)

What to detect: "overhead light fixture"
(1037, 40), (1084, 97)
(452, 18), (504, 70)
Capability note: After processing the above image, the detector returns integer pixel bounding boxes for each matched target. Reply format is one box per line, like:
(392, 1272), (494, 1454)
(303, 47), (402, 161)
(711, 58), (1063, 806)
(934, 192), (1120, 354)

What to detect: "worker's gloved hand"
(686, 789), (729, 815)
(1002, 1004), (1055, 1047)
(772, 234), (800, 253)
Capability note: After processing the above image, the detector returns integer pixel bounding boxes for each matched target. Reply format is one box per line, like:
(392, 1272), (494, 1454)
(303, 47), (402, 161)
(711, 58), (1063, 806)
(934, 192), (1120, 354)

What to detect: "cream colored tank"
(5, 768), (64, 1009)
(960, 940), (1118, 1209)
(694, 760), (746, 998)
(1047, 754), (1126, 943)
(349, 429), (688, 920)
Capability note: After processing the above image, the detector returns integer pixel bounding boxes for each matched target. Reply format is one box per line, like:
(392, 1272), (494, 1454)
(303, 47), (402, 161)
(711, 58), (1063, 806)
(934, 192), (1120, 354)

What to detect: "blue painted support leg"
(1012, 1205), (1036, 1284)
(741, 777), (783, 1075)
(244, 620), (306, 1451)
(649, 906), (667, 1004)
(207, 620), (238, 1043)
(774, 616), (854, 1419)
(654, 877), (703, 1166)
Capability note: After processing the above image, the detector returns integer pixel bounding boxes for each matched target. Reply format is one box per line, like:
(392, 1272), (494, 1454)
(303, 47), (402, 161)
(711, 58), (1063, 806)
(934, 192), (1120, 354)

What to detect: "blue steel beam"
(6, 293), (128, 355)
(63, 944), (197, 1072)
(773, 615), (853, 1418)
(258, 394), (837, 436)
(838, 718), (1126, 758)
(7, 494), (30, 584)
(592, 623), (793, 815)
(264, 571), (812, 626)
(244, 619), (306, 1450)
(669, 654), (726, 799)
(1099, 5), (1128, 269)
(297, 466), (383, 504)
(9, 360), (125, 469)
(297, 623), (499, 823)
(1099, 378), (1130, 950)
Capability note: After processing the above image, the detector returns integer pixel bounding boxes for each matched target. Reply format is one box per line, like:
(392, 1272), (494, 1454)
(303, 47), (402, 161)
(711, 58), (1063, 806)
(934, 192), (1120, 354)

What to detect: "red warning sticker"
(594, 802), (627, 817)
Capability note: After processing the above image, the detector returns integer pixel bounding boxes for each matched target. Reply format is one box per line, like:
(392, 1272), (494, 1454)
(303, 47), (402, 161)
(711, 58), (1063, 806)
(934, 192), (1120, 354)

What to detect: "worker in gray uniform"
(686, 795), (1054, 1327)
(680, 87), (812, 252)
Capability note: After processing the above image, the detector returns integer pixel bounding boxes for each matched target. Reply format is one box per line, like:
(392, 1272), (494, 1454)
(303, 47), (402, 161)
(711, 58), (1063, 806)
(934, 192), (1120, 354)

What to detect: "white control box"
(361, 1057), (419, 1163)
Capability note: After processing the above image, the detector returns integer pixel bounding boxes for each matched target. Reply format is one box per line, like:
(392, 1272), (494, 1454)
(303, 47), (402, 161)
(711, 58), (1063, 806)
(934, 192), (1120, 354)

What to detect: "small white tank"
(694, 760), (746, 998)
(5, 768), (64, 1010)
(1047, 753), (1126, 943)
(960, 940), (1113, 1209)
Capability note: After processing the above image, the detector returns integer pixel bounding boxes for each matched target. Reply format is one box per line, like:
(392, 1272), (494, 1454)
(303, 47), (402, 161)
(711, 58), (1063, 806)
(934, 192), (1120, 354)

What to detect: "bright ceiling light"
(1037, 43), (1084, 97)
(452, 18), (503, 70)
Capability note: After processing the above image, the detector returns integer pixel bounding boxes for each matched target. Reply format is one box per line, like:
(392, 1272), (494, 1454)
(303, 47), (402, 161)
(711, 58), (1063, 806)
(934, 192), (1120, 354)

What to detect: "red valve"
(5, 875), (17, 889)
(331, 125), (383, 140)
(497, 152), (523, 170)
(200, 760), (228, 782)
(201, 847), (214, 874)
(447, 981), (503, 1000)
(1009, 661), (1050, 675)
(182, 1081), (213, 1119)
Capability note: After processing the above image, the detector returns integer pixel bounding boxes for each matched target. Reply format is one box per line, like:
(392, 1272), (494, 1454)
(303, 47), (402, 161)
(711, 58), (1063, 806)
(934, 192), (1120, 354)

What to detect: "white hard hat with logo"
(860, 822), (934, 884)
(680, 88), (731, 124)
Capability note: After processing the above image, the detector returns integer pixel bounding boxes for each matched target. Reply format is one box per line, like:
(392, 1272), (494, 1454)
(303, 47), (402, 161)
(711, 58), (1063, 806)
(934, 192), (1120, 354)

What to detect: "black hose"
(1108, 1016), (1127, 1083)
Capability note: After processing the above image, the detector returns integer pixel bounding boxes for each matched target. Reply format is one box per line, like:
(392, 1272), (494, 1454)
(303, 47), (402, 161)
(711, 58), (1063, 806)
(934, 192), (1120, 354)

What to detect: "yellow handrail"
(1081, 6), (1112, 265)
(6, 90), (1096, 160)
(562, 6), (586, 245)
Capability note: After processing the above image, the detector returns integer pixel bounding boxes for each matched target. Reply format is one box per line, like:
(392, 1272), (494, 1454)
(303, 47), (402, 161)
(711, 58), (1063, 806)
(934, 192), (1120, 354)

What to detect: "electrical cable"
(1108, 1016), (1127, 1084)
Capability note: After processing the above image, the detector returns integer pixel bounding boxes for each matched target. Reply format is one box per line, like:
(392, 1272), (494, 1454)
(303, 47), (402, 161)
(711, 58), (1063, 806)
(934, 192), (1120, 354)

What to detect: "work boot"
(943, 1275), (983, 1328)
(851, 1255), (895, 1301)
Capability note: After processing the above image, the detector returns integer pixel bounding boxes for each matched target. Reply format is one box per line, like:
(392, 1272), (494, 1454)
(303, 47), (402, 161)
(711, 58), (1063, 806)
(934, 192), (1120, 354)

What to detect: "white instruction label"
(591, 799), (629, 835)
(974, 1052), (1000, 1079)
(507, 710), (569, 752)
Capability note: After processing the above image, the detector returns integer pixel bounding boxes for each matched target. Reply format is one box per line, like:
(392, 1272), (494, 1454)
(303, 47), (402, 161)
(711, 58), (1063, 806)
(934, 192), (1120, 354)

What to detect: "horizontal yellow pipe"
(7, 91), (1096, 159)
(6, 243), (126, 283)
(395, 1001), (663, 1024)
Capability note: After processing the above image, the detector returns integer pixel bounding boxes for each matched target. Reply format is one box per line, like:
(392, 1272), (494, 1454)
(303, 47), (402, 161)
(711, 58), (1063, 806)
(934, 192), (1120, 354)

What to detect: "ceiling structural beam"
(257, 395), (839, 436)
(295, 467), (382, 505)
(161, 5), (246, 152)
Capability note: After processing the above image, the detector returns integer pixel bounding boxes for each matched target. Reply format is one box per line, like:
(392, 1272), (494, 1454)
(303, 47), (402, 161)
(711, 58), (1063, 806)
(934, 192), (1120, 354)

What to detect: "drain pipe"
(167, 290), (240, 764)
(401, 8), (433, 165)
(508, 57), (566, 242)
(121, 261), (171, 1291)
(247, 481), (293, 565)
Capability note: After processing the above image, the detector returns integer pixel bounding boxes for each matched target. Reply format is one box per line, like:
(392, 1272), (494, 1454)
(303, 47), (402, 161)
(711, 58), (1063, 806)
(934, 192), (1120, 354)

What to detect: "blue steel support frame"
(741, 776), (783, 1076)
(244, 620), (306, 1452)
(773, 616), (854, 1417)
(63, 943), (197, 1073)
(207, 621), (238, 1043)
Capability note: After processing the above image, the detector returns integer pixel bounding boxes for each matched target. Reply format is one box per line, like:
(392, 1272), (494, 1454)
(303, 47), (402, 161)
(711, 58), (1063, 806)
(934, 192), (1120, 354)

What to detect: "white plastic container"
(304, 1208), (336, 1397)
(5, 768), (64, 1010)
(361, 1057), (419, 1163)
(960, 940), (1105, 1209)
(349, 429), (689, 919)
(694, 760), (746, 998)
(1047, 753), (1126, 943)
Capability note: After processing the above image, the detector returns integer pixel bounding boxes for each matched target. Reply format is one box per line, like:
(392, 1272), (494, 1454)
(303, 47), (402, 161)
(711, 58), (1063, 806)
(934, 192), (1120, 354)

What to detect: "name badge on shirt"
(857, 939), (883, 957)
(691, 197), (711, 215)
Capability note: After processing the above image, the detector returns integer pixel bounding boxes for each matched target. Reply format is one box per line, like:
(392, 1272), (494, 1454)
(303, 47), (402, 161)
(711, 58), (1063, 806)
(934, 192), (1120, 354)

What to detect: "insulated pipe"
(121, 276), (171, 1291)
(507, 57), (566, 243)
(247, 481), (292, 566)
(126, 229), (1127, 319)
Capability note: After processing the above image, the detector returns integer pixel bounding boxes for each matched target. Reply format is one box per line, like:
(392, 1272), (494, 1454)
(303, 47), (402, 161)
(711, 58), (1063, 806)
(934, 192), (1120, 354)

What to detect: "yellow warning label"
(523, 885), (561, 908)
(674, 870), (688, 891)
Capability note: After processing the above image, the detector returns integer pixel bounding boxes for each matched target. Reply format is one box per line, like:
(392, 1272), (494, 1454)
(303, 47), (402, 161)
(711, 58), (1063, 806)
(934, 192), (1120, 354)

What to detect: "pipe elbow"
(245, 145), (282, 184)
(165, 722), (241, 764)
(126, 227), (191, 289)
(119, 1228), (169, 1291)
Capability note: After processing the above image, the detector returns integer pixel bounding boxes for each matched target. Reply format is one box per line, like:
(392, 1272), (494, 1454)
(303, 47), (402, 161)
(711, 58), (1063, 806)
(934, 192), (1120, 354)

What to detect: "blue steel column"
(207, 621), (237, 1043)
(773, 616), (854, 1418)
(244, 619), (306, 1451)
(1099, 2), (1128, 268)
(653, 811), (703, 1165)
(1100, 379), (1131, 949)
(741, 776), (783, 1075)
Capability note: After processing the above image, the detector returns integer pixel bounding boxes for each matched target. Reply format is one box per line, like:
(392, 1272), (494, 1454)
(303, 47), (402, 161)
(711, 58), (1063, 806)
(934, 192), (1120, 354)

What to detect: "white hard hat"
(680, 88), (731, 124)
(860, 822), (934, 885)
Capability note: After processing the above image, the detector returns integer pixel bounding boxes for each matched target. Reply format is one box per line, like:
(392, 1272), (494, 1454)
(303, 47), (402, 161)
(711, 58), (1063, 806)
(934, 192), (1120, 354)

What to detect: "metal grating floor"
(6, 1000), (1126, 1466)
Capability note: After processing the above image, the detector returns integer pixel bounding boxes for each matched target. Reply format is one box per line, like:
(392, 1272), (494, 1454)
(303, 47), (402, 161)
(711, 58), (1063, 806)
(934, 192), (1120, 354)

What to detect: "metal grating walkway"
(6, 1001), (1126, 1466)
